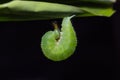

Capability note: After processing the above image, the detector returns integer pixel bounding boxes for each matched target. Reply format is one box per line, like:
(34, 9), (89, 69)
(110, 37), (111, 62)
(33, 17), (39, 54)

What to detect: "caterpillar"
(41, 15), (77, 61)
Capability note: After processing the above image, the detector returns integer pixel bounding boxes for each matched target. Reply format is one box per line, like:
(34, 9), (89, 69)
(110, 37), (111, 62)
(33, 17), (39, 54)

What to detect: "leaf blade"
(0, 0), (115, 21)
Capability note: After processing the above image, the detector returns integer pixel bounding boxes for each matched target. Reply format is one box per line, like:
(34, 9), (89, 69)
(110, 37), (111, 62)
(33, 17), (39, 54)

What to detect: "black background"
(0, 1), (120, 80)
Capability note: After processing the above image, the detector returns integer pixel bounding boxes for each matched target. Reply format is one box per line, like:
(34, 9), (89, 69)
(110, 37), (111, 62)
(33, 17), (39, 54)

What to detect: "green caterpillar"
(41, 15), (77, 61)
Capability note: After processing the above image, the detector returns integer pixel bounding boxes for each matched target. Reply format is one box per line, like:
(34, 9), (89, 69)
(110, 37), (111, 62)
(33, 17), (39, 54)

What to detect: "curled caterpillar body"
(41, 15), (77, 61)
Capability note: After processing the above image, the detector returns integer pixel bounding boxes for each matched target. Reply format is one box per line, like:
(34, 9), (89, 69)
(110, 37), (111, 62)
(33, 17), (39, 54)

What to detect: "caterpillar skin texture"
(41, 16), (77, 61)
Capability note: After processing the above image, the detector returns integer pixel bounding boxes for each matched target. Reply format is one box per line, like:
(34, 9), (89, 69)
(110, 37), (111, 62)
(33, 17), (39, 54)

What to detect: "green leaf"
(79, 7), (115, 17)
(0, 0), (115, 21)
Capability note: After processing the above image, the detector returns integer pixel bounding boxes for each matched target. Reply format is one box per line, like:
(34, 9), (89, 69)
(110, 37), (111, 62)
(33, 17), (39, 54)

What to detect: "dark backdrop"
(0, 1), (119, 80)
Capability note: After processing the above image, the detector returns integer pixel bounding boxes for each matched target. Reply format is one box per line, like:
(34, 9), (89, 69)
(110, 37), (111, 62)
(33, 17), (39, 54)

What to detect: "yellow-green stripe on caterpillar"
(41, 15), (77, 61)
